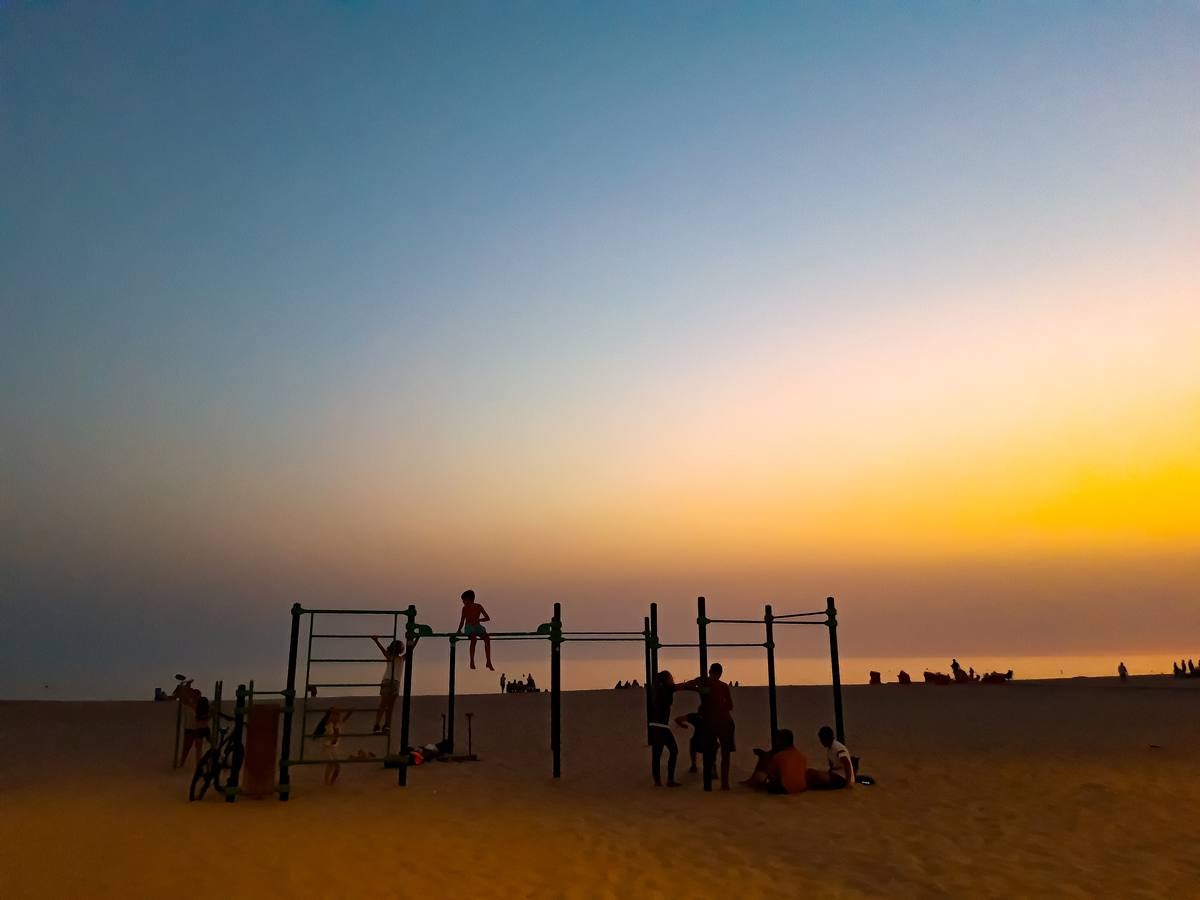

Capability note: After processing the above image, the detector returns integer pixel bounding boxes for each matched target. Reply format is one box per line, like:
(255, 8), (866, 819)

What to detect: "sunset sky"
(3, 2), (1197, 696)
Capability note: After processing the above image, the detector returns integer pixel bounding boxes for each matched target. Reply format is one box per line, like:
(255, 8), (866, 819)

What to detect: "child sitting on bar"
(457, 589), (494, 671)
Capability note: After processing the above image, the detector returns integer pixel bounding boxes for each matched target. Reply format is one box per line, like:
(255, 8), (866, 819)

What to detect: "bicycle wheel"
(190, 749), (216, 801)
(215, 743), (244, 796)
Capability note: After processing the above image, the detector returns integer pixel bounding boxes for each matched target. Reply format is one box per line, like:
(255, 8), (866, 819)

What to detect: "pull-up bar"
(275, 595), (846, 800)
(651, 595), (845, 792)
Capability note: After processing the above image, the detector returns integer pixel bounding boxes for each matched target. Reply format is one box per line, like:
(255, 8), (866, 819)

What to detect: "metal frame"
(648, 595), (845, 792)
(272, 595), (844, 800)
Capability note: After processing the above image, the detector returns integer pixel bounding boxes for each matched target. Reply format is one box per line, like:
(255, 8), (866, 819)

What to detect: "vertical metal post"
(697, 596), (712, 792)
(827, 596), (845, 743)
(551, 602), (562, 778)
(398, 605), (417, 786)
(279, 603), (302, 801)
(225, 683), (246, 803)
(643, 615), (653, 746)
(173, 695), (183, 768)
(447, 638), (458, 753)
(300, 613), (314, 762)
(765, 604), (778, 740)
(387, 612), (399, 758)
(649, 602), (659, 682)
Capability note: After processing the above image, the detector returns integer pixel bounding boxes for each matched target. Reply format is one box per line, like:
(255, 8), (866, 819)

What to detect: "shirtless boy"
(457, 589), (494, 670)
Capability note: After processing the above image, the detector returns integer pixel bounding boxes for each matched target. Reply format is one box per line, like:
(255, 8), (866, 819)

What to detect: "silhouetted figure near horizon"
(897, 670), (912, 685)
(648, 671), (681, 787)
(869, 671), (882, 685)
(1173, 662), (1182, 678)
(500, 673), (506, 693)
(1117, 661), (1128, 683)
(678, 662), (735, 790)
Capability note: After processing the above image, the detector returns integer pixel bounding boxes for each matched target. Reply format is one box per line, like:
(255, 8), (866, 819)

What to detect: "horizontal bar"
(707, 642), (767, 648)
(657, 643), (700, 649)
(773, 610), (828, 619)
(308, 658), (382, 664)
(773, 620), (828, 626)
(561, 630), (646, 636)
(422, 631), (550, 639)
(248, 690), (287, 696)
(562, 636), (647, 643)
(303, 608), (408, 616)
(707, 618), (765, 625)
(311, 633), (385, 640)
(306, 682), (382, 688)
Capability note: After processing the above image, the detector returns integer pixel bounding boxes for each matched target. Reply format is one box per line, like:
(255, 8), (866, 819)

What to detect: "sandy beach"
(2, 677), (1198, 898)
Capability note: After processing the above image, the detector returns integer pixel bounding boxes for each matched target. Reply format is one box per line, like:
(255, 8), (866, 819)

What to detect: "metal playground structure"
(261, 595), (845, 799)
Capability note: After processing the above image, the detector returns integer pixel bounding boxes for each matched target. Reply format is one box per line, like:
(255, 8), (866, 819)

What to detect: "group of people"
(499, 672), (539, 693)
(649, 663), (855, 794)
(1171, 659), (1199, 679)
(613, 680), (642, 690)
(867, 659), (1013, 685)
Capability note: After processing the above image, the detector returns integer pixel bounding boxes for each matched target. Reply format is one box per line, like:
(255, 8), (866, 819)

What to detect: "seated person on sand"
(457, 589), (494, 671)
(744, 728), (807, 794)
(806, 725), (854, 790)
(897, 670), (912, 685)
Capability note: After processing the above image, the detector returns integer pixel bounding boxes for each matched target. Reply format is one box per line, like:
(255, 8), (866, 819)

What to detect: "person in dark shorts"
(674, 709), (706, 773)
(678, 662), (735, 790)
(648, 670), (681, 787)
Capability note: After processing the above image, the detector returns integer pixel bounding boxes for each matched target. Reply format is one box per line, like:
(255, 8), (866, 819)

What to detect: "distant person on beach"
(806, 725), (854, 790)
(1117, 661), (1128, 682)
(371, 634), (412, 734)
(648, 671), (681, 787)
(744, 728), (807, 794)
(314, 707), (350, 785)
(679, 663), (735, 790)
(457, 589), (494, 671)
(500, 673), (506, 693)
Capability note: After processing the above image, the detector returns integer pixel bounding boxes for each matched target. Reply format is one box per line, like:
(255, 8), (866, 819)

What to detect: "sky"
(2, 1), (1198, 698)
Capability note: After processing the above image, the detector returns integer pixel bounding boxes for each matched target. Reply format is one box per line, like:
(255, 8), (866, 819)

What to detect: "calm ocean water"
(21, 650), (1182, 701)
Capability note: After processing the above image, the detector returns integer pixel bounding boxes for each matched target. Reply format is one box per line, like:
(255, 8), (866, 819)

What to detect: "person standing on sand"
(678, 662), (735, 790)
(1118, 661), (1128, 682)
(648, 670), (682, 787)
(457, 589), (494, 671)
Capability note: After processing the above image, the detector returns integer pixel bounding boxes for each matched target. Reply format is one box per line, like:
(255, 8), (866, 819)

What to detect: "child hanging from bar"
(371, 633), (416, 734)
(457, 589), (494, 670)
(314, 707), (351, 785)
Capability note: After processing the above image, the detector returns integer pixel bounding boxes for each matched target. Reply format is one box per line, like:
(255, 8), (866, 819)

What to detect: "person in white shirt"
(806, 725), (854, 790)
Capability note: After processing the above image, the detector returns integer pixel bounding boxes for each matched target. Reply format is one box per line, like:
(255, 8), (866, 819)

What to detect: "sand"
(2, 677), (1198, 898)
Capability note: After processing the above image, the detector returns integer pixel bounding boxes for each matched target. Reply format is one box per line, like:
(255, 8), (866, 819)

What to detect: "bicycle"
(189, 714), (243, 801)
